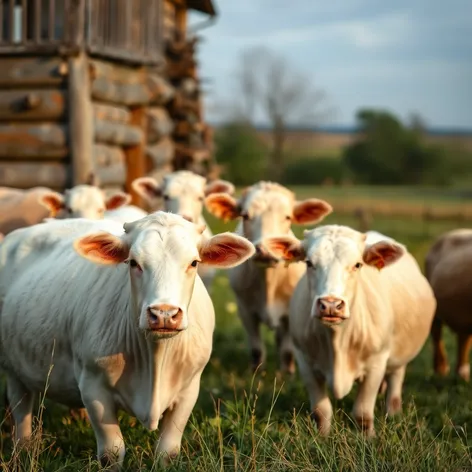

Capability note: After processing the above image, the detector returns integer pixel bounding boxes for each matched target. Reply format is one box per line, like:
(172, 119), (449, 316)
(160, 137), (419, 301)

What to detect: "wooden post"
(124, 108), (147, 208)
(69, 53), (94, 186)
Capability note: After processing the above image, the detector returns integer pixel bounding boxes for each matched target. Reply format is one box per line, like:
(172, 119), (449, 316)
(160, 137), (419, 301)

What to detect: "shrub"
(283, 156), (346, 186)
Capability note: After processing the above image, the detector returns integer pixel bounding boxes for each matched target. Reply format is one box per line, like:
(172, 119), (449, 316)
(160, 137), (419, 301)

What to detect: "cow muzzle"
(147, 304), (185, 338)
(315, 296), (347, 326)
(253, 244), (279, 267)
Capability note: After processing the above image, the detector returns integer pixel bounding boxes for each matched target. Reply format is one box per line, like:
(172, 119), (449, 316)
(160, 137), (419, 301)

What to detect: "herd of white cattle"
(0, 171), (469, 469)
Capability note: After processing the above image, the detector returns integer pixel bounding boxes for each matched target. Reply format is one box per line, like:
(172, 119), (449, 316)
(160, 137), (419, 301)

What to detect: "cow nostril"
(148, 309), (158, 322)
(318, 300), (327, 311)
(336, 301), (345, 311)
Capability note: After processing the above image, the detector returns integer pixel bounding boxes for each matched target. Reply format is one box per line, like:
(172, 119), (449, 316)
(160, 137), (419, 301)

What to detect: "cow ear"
(132, 177), (162, 202)
(74, 232), (129, 265)
(204, 193), (240, 222)
(263, 236), (305, 262)
(39, 191), (65, 217)
(199, 233), (255, 268)
(105, 192), (131, 211)
(292, 199), (333, 225)
(363, 241), (405, 270)
(204, 179), (235, 197)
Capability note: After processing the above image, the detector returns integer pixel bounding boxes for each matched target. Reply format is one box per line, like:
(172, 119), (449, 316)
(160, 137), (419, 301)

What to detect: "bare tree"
(232, 46), (333, 181)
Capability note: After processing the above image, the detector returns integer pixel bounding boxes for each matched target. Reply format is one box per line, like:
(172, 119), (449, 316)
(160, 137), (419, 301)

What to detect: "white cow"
(104, 205), (148, 224)
(0, 212), (254, 469)
(263, 225), (436, 435)
(204, 181), (333, 374)
(132, 171), (235, 291)
(39, 185), (131, 220)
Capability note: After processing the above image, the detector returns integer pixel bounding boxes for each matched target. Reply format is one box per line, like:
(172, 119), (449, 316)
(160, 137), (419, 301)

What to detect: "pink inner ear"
(106, 194), (128, 211)
(75, 233), (128, 264)
(41, 194), (64, 215)
(364, 243), (403, 269)
(205, 194), (238, 221)
(292, 199), (332, 225)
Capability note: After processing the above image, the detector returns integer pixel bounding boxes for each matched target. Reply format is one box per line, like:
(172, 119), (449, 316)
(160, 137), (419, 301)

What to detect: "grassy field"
(2, 186), (472, 471)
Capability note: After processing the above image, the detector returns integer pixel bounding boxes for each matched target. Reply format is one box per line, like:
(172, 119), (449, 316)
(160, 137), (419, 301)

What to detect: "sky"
(189, 0), (472, 130)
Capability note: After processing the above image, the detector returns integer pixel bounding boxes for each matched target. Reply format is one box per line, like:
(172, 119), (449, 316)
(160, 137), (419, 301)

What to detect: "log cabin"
(0, 0), (217, 207)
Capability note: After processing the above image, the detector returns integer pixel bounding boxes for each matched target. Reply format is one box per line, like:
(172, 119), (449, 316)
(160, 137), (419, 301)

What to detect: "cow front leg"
(238, 301), (265, 372)
(352, 355), (388, 437)
(456, 332), (472, 381)
(275, 315), (295, 375)
(6, 375), (35, 444)
(296, 350), (332, 435)
(431, 316), (449, 376)
(385, 365), (406, 415)
(80, 377), (125, 470)
(156, 375), (201, 467)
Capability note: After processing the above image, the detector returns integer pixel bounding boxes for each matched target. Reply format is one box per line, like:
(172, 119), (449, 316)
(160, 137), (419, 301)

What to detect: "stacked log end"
(164, 32), (217, 179)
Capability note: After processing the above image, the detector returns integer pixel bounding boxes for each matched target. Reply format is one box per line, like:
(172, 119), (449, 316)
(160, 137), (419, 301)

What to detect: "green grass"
(2, 190), (472, 471)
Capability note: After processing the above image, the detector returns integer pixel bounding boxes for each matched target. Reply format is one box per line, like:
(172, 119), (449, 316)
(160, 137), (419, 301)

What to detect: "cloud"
(196, 0), (472, 128)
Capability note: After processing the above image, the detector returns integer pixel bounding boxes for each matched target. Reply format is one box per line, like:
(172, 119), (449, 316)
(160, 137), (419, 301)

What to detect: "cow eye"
(163, 195), (170, 201)
(67, 207), (73, 214)
(198, 196), (204, 202)
(306, 260), (313, 268)
(354, 262), (363, 270)
(285, 215), (291, 221)
(241, 213), (249, 221)
(190, 260), (199, 268)
(129, 259), (141, 271)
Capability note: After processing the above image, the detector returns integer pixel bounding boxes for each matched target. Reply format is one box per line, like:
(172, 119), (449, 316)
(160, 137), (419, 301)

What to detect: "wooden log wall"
(89, 58), (177, 200)
(0, 57), (69, 189)
(163, 4), (216, 178)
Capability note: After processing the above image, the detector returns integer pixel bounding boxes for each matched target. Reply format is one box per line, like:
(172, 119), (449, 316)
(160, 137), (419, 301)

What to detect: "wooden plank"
(89, 58), (146, 84)
(69, 53), (94, 185)
(147, 73), (175, 105)
(92, 103), (130, 123)
(0, 57), (68, 88)
(146, 137), (175, 168)
(93, 144), (126, 167)
(91, 76), (151, 106)
(0, 162), (68, 189)
(96, 162), (126, 186)
(0, 89), (67, 121)
(0, 124), (68, 159)
(95, 120), (144, 146)
(146, 107), (174, 143)
(124, 108), (147, 207)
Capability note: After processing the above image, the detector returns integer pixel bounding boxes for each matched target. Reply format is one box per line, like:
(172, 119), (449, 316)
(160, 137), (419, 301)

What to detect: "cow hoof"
(310, 411), (331, 436)
(457, 364), (470, 382)
(387, 397), (402, 415)
(434, 362), (450, 377)
(355, 415), (374, 437)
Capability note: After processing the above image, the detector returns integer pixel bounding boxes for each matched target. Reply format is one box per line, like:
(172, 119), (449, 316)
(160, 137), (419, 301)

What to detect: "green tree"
(215, 121), (268, 185)
(344, 109), (452, 185)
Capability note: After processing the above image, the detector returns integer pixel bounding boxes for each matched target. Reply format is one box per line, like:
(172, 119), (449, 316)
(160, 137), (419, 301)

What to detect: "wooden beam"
(147, 74), (175, 105)
(0, 124), (68, 159)
(69, 53), (94, 186)
(94, 120), (144, 147)
(92, 103), (131, 123)
(147, 108), (174, 143)
(0, 57), (68, 88)
(124, 108), (147, 207)
(0, 162), (69, 189)
(0, 90), (67, 122)
(146, 137), (175, 168)
(91, 76), (151, 107)
(96, 162), (127, 186)
(93, 144), (126, 167)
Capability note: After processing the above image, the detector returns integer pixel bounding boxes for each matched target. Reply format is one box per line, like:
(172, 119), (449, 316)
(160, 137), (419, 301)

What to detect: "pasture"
(2, 185), (472, 471)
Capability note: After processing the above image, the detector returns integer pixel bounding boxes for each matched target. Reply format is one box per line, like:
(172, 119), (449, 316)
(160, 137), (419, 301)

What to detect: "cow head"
(39, 185), (131, 220)
(74, 212), (254, 339)
(262, 225), (405, 326)
(132, 171), (235, 223)
(205, 181), (332, 266)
